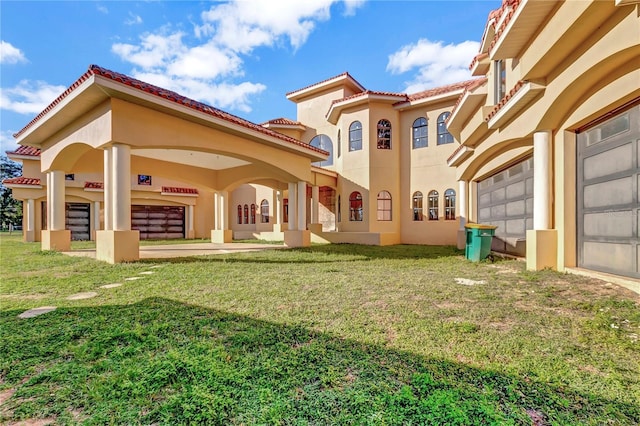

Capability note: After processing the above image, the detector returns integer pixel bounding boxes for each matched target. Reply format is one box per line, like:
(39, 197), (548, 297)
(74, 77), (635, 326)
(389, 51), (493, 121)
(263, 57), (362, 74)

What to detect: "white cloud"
(96, 4), (108, 14)
(387, 38), (480, 92)
(0, 130), (19, 154)
(112, 0), (366, 113)
(0, 41), (27, 64)
(125, 12), (143, 26)
(0, 80), (66, 114)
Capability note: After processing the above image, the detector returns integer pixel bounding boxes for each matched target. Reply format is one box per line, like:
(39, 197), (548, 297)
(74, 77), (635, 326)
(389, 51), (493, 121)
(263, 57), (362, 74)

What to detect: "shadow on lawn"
(1, 298), (637, 425)
(137, 244), (466, 265)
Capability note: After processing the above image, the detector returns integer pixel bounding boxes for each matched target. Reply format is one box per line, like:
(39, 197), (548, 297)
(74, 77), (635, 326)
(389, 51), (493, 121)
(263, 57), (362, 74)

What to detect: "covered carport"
(13, 65), (328, 263)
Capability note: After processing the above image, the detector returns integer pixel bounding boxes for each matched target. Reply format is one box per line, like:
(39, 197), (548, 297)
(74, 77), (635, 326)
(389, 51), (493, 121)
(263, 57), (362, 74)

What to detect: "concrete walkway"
(62, 242), (285, 260)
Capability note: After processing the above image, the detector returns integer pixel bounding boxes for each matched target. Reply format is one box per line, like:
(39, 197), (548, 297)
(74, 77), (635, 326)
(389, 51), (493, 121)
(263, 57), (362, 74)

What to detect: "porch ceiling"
(133, 149), (250, 171)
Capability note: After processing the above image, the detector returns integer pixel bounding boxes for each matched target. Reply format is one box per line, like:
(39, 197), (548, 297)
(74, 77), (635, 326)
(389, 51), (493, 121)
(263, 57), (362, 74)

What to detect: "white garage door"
(131, 205), (185, 240)
(477, 158), (534, 256)
(577, 104), (639, 279)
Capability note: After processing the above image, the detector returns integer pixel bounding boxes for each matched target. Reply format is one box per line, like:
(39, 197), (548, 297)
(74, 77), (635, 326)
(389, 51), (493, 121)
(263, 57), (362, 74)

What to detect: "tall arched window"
(243, 204), (249, 224)
(349, 191), (363, 221)
(337, 129), (341, 158)
(237, 205), (242, 224)
(250, 204), (256, 224)
(260, 200), (269, 223)
(310, 134), (334, 167)
(377, 191), (392, 220)
(444, 189), (456, 220)
(437, 112), (453, 145)
(349, 121), (362, 151)
(412, 117), (427, 149)
(428, 190), (439, 220)
(377, 119), (391, 149)
(412, 191), (423, 221)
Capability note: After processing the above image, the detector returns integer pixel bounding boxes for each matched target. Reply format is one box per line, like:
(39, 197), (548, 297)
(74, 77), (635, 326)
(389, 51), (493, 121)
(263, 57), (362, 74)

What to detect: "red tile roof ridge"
(261, 117), (303, 126)
(84, 181), (104, 189)
(286, 72), (366, 97)
(485, 80), (525, 121)
(162, 186), (199, 194)
(489, 0), (522, 54)
(330, 89), (408, 107)
(2, 176), (42, 186)
(447, 144), (467, 163)
(405, 79), (484, 102)
(13, 65), (329, 158)
(468, 52), (489, 71)
(6, 145), (42, 157)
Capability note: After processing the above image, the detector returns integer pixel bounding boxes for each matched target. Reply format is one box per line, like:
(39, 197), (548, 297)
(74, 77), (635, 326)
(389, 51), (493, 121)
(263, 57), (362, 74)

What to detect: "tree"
(0, 156), (23, 230)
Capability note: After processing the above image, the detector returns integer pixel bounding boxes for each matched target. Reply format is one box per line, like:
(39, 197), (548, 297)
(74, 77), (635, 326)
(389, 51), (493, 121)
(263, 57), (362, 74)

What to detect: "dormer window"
(495, 59), (506, 103)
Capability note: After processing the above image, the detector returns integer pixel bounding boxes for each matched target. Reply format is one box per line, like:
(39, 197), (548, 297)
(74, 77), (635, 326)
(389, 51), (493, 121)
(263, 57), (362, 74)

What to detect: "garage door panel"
(584, 211), (633, 237)
(132, 205), (185, 239)
(583, 143), (632, 180)
(583, 242), (633, 273)
(65, 203), (90, 241)
(583, 177), (633, 208)
(506, 181), (525, 198)
(506, 200), (525, 216)
(506, 219), (525, 235)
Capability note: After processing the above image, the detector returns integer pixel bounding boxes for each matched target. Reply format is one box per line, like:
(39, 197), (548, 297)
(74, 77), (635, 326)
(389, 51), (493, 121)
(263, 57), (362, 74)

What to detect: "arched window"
(250, 204), (256, 224)
(310, 134), (334, 167)
(437, 112), (453, 145)
(412, 117), (427, 149)
(412, 191), (423, 221)
(349, 191), (363, 221)
(337, 129), (341, 158)
(237, 205), (242, 224)
(377, 191), (392, 221)
(243, 204), (249, 224)
(444, 189), (456, 220)
(377, 119), (391, 149)
(428, 190), (439, 220)
(349, 121), (362, 151)
(260, 200), (269, 223)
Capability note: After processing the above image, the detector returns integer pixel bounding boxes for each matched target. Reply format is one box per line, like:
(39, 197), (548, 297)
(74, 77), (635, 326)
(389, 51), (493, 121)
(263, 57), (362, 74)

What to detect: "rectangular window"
(65, 174), (75, 181)
(494, 60), (506, 103)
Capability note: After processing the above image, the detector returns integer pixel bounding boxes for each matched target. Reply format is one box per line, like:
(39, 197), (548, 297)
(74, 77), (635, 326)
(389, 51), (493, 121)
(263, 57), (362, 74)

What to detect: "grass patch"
(1, 234), (639, 424)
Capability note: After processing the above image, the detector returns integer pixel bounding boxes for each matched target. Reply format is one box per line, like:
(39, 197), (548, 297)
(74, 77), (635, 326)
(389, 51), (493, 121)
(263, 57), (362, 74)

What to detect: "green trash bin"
(465, 224), (498, 262)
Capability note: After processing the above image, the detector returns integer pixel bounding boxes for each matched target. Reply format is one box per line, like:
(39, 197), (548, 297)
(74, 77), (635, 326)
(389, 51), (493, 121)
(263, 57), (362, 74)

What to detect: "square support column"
(96, 144), (139, 263)
(456, 180), (468, 250)
(24, 199), (35, 242)
(42, 170), (70, 251)
(212, 191), (232, 243)
(285, 181), (310, 247)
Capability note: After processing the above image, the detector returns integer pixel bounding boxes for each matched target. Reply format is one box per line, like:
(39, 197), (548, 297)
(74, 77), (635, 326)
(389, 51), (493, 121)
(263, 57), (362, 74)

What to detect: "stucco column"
(212, 191), (232, 243)
(311, 185), (320, 224)
(275, 190), (282, 225)
(186, 204), (194, 238)
(96, 143), (139, 263)
(25, 199), (35, 242)
(214, 192), (220, 230)
(103, 147), (112, 230)
(112, 144), (131, 231)
(458, 180), (467, 229)
(533, 130), (552, 230)
(41, 170), (70, 251)
(297, 181), (306, 231)
(92, 201), (101, 240)
(288, 182), (297, 231)
(526, 130), (557, 271)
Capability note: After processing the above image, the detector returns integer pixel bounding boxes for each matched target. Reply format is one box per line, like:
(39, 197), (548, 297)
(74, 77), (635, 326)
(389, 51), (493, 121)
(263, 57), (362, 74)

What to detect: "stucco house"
(4, 0), (639, 286)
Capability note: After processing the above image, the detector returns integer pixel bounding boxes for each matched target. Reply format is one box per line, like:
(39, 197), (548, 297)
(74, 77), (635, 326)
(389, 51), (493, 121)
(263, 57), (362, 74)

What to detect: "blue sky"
(0, 0), (499, 153)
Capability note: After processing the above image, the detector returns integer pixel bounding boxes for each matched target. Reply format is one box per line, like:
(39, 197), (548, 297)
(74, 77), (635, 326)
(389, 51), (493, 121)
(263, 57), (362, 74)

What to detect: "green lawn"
(1, 233), (639, 424)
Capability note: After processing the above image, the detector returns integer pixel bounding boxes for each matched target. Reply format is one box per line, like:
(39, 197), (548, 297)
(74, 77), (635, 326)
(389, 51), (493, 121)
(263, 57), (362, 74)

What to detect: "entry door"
(66, 203), (90, 241)
(577, 104), (639, 278)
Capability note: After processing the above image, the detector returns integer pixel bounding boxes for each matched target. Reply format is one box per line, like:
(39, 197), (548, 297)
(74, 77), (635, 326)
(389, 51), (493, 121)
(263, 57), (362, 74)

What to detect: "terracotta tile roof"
(286, 72), (365, 97)
(485, 80), (525, 121)
(446, 77), (488, 124)
(447, 144), (466, 163)
(489, 0), (523, 54)
(2, 176), (42, 186)
(162, 186), (199, 195)
(331, 89), (407, 107)
(261, 117), (303, 126)
(406, 79), (481, 102)
(468, 52), (489, 71)
(84, 181), (104, 189)
(6, 145), (42, 157)
(13, 65), (328, 157)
